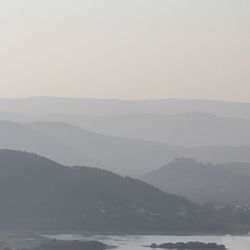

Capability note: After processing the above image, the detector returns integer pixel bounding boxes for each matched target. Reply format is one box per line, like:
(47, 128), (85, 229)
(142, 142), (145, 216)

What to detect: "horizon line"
(0, 95), (250, 104)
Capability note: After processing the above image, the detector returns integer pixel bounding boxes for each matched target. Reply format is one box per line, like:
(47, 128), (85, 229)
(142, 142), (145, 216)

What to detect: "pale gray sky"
(0, 0), (250, 101)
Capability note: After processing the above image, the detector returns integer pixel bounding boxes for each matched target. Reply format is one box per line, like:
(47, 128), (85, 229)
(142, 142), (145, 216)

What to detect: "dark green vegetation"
(34, 240), (110, 250)
(0, 150), (202, 232)
(149, 241), (226, 249)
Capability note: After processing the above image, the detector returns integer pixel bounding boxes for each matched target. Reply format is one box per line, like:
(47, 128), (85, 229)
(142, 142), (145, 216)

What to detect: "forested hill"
(0, 150), (199, 232)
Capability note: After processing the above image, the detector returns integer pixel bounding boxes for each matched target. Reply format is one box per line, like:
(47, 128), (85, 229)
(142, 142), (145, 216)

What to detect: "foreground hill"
(0, 150), (200, 232)
(143, 159), (250, 205)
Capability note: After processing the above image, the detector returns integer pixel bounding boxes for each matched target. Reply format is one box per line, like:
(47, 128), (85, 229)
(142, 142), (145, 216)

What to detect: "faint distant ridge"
(35, 112), (250, 147)
(1, 96), (250, 118)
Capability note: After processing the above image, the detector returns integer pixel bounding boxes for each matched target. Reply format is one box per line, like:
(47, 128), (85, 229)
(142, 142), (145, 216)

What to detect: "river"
(42, 233), (250, 250)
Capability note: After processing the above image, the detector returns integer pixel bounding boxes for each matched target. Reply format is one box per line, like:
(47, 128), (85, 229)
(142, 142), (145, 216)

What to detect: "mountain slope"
(143, 158), (250, 205)
(0, 150), (198, 232)
(0, 119), (97, 166)
(1, 119), (250, 176)
(29, 121), (250, 176)
(29, 121), (187, 176)
(40, 112), (250, 147)
(218, 162), (250, 177)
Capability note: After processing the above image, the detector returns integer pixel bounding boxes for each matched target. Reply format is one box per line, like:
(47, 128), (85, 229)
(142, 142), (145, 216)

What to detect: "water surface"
(43, 233), (250, 250)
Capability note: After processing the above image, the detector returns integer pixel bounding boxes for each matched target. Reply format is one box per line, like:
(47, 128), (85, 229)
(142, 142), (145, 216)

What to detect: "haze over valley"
(1, 1), (250, 249)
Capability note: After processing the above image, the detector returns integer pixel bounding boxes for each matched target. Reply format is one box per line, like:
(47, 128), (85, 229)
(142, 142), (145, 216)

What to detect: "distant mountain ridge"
(1, 119), (250, 176)
(0, 119), (97, 167)
(28, 121), (185, 176)
(1, 96), (250, 119)
(38, 112), (250, 147)
(1, 97), (250, 147)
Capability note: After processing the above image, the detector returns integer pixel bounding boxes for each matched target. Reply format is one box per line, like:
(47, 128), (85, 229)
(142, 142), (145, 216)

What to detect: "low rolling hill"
(143, 158), (250, 205)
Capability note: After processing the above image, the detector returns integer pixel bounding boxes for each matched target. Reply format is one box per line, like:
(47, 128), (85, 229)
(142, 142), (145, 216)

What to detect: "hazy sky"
(1, 0), (250, 101)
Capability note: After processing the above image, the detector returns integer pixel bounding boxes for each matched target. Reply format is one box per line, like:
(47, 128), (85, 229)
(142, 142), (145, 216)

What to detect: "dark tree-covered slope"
(0, 150), (199, 232)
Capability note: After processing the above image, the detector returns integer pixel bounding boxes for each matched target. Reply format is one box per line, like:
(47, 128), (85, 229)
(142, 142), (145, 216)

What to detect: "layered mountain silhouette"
(0, 149), (199, 232)
(39, 112), (250, 147)
(0, 97), (249, 234)
(0, 119), (96, 167)
(2, 97), (250, 148)
(143, 159), (250, 205)
(0, 119), (250, 176)
(28, 121), (250, 175)
(28, 121), (187, 176)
